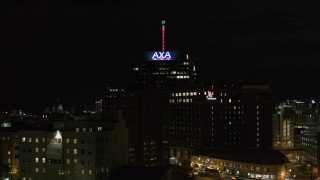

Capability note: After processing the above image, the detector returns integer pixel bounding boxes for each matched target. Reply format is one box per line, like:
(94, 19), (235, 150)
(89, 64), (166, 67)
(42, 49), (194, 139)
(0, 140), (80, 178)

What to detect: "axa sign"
(146, 51), (177, 60)
(152, 51), (171, 60)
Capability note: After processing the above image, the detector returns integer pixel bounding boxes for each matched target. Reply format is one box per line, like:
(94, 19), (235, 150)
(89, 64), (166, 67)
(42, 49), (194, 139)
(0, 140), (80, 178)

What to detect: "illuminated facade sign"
(206, 91), (216, 100)
(146, 51), (178, 60)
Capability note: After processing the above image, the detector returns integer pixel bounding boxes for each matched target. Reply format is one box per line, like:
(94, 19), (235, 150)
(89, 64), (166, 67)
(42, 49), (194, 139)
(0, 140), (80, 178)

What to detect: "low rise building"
(191, 149), (289, 180)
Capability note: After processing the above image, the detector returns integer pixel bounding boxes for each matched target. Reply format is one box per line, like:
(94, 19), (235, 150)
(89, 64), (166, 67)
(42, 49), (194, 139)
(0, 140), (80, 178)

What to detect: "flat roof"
(192, 148), (290, 165)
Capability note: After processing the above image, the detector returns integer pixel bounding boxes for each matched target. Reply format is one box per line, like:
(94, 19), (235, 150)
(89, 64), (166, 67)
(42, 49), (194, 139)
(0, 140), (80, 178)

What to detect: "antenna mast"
(161, 20), (166, 51)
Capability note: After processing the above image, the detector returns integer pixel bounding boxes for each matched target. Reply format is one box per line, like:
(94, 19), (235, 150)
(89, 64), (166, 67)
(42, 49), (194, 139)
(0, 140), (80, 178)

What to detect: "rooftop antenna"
(161, 20), (166, 51)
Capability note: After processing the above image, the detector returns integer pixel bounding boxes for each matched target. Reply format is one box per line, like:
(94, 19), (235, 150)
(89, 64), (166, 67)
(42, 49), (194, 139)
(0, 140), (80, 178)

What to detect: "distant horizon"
(0, 77), (318, 114)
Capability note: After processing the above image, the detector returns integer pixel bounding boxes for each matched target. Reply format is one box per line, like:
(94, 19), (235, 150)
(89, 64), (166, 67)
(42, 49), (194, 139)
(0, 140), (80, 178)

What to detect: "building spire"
(161, 20), (166, 51)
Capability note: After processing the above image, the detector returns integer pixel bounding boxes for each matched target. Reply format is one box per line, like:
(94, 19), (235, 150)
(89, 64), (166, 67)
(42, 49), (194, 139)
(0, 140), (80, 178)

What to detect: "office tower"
(130, 52), (197, 89)
(273, 100), (320, 174)
(102, 20), (273, 167)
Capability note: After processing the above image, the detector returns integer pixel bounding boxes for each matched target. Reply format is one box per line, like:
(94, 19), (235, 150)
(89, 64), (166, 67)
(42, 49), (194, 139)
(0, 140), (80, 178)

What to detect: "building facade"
(1, 110), (128, 180)
(169, 82), (273, 166)
(191, 149), (289, 180)
(272, 100), (320, 177)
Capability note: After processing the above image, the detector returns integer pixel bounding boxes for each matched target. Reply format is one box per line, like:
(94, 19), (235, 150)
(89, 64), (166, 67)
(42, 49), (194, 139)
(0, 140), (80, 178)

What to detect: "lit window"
(76, 128), (79, 132)
(89, 170), (92, 175)
(35, 148), (39, 153)
(256, 167), (260, 171)
(82, 170), (85, 174)
(264, 167), (270, 172)
(8, 151), (10, 155)
(28, 138), (32, 142)
(42, 138), (45, 143)
(42, 158), (45, 163)
(43, 168), (45, 173)
(83, 128), (86, 132)
(35, 158), (39, 163)
(35, 138), (39, 143)
(67, 159), (70, 164)
(74, 149), (77, 154)
(35, 168), (39, 173)
(66, 139), (70, 143)
(73, 139), (77, 144)
(42, 148), (46, 153)
(22, 137), (26, 142)
(74, 159), (78, 164)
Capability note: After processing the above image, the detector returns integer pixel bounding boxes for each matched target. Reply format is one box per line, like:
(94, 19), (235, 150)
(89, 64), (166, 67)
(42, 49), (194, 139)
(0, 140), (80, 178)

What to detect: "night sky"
(1, 0), (320, 112)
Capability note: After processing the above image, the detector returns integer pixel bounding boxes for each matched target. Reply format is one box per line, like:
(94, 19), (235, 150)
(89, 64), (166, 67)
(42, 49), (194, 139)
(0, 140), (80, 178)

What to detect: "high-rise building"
(168, 82), (273, 165)
(104, 60), (273, 167)
(102, 20), (274, 168)
(130, 51), (196, 89)
(273, 99), (320, 176)
(103, 50), (200, 167)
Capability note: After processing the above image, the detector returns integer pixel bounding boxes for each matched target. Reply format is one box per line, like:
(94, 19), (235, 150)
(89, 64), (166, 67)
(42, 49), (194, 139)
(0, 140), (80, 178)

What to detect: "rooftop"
(192, 148), (290, 165)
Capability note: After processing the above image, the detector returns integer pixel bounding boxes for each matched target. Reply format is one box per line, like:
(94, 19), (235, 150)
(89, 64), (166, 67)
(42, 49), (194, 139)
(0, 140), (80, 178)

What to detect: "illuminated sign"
(146, 51), (178, 60)
(152, 51), (171, 60)
(206, 91), (216, 100)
